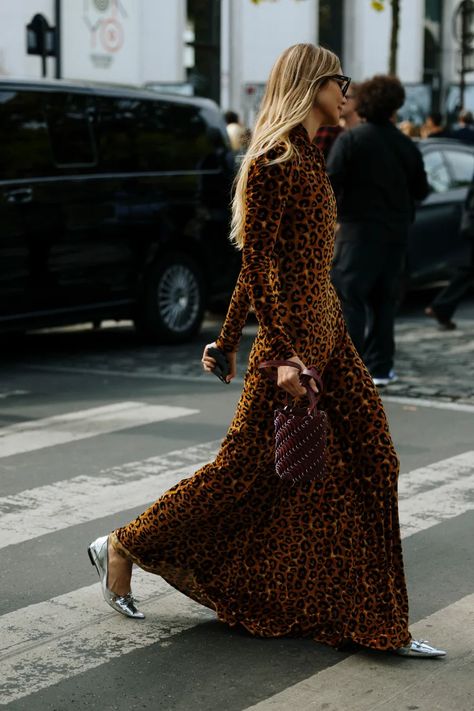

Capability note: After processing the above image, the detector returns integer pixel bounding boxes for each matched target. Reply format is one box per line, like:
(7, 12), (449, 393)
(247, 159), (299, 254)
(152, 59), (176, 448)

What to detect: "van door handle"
(5, 188), (33, 204)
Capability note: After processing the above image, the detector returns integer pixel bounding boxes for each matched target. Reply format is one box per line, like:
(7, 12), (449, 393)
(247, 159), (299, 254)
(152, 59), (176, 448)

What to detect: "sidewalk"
(10, 306), (474, 407)
(233, 314), (474, 406)
(391, 317), (474, 405)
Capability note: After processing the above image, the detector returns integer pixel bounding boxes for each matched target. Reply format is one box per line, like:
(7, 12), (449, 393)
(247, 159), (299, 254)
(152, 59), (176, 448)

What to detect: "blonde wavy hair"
(230, 43), (341, 249)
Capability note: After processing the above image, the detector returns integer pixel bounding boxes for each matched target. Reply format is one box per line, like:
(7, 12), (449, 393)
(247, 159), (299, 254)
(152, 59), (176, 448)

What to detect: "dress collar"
(290, 123), (313, 146)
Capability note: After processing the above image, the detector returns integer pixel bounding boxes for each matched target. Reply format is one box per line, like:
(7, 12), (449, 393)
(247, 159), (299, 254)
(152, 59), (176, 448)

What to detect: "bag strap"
(259, 360), (323, 412)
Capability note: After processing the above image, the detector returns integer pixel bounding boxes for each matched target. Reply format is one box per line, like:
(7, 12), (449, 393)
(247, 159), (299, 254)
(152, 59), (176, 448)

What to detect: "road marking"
(0, 441), (220, 549)
(24, 363), (245, 384)
(0, 448), (472, 552)
(0, 569), (214, 706)
(0, 402), (199, 458)
(244, 592), (474, 711)
(398, 451), (474, 536)
(0, 390), (30, 400)
(0, 451), (473, 705)
(382, 395), (474, 414)
(22, 366), (474, 410)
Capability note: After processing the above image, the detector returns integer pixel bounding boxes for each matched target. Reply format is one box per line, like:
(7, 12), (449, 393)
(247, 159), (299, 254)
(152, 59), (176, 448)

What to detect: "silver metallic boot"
(394, 639), (446, 658)
(88, 535), (145, 619)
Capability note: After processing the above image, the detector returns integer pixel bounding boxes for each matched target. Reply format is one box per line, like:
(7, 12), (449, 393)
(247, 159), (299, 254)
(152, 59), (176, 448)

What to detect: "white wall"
(223, 0), (317, 115)
(141, 0), (186, 84)
(0, 0), (55, 78)
(240, 0), (318, 82)
(344, 0), (424, 82)
(0, 0), (185, 85)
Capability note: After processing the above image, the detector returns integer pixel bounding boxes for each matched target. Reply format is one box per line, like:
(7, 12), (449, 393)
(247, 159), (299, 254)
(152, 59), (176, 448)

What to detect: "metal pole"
(460, 0), (469, 110)
(55, 0), (61, 79)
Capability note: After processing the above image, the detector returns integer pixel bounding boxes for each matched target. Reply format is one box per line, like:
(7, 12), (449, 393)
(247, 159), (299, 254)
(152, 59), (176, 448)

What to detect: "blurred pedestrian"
(224, 110), (247, 152)
(328, 75), (430, 386)
(315, 82), (360, 158)
(425, 181), (474, 329)
(452, 109), (474, 144)
(88, 44), (444, 658)
(340, 83), (361, 130)
(421, 111), (451, 139)
(399, 120), (421, 138)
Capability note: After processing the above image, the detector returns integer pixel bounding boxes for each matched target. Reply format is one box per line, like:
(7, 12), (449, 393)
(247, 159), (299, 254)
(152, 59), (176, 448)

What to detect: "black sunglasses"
(329, 74), (352, 97)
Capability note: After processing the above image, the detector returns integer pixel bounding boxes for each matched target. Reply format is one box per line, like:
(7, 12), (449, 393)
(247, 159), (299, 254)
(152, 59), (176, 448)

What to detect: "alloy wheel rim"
(157, 264), (200, 333)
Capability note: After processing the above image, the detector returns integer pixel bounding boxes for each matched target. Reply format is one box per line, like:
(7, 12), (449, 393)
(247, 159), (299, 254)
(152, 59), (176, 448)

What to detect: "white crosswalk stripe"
(0, 440), (219, 549)
(0, 402), (198, 458)
(245, 593), (474, 711)
(0, 449), (472, 550)
(0, 570), (214, 706)
(398, 451), (474, 536)
(0, 394), (473, 708)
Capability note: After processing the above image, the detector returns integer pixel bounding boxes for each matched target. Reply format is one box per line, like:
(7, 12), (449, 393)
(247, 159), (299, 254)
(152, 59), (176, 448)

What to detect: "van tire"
(135, 253), (205, 344)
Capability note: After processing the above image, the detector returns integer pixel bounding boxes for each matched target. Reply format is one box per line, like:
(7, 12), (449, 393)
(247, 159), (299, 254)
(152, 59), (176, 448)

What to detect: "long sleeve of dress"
(215, 272), (250, 353)
(238, 156), (295, 360)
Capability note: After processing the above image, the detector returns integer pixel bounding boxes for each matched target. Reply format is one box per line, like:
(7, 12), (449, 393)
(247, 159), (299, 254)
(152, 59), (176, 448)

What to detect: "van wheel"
(135, 254), (205, 343)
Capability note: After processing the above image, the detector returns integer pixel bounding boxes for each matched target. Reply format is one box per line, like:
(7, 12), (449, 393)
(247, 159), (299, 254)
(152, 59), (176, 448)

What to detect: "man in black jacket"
(327, 75), (430, 386)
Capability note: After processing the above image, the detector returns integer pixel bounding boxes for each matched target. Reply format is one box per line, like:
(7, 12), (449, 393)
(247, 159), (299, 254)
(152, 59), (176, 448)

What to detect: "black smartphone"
(206, 346), (231, 384)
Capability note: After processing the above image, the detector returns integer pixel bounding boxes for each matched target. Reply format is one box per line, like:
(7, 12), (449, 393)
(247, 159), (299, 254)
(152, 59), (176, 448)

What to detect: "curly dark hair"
(355, 75), (405, 123)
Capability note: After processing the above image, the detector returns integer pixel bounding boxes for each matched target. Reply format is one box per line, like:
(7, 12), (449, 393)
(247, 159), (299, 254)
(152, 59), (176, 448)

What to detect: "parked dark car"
(407, 138), (474, 288)
(0, 79), (239, 342)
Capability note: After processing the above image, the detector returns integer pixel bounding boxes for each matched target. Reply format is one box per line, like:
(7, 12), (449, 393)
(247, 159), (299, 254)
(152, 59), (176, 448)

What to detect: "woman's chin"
(323, 114), (341, 127)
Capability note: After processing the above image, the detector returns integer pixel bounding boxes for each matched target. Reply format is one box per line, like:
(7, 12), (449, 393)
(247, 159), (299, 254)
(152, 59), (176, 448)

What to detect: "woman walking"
(88, 44), (445, 658)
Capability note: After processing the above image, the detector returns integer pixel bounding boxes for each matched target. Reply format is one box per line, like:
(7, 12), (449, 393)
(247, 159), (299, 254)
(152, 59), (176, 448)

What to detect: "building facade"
(0, 0), (471, 123)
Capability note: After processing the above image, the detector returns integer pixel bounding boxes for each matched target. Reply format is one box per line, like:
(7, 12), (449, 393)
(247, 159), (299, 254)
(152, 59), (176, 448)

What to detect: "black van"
(0, 79), (239, 342)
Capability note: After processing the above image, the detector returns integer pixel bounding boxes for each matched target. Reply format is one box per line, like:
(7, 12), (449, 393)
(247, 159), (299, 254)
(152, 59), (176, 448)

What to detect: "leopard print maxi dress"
(112, 124), (411, 651)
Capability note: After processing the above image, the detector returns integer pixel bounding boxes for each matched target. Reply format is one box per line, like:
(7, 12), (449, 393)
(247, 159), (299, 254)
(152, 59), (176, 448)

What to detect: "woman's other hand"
(277, 355), (319, 398)
(202, 342), (237, 383)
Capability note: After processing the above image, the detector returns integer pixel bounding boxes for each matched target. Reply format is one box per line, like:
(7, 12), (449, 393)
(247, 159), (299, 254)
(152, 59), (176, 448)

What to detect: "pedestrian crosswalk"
(0, 402), (198, 458)
(1, 572), (214, 706)
(0, 440), (219, 549)
(0, 397), (473, 709)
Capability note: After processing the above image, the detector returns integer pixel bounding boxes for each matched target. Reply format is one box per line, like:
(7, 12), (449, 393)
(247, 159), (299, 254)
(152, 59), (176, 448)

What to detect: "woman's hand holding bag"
(259, 359), (328, 485)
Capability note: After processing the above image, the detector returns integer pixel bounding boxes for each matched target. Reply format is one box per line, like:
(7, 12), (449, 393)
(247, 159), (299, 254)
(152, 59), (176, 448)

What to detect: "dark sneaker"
(424, 306), (456, 331)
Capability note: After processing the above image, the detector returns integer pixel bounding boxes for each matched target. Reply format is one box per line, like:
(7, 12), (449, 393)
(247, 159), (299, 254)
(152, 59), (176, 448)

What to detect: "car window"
(96, 96), (215, 172)
(44, 92), (97, 167)
(423, 150), (451, 193)
(443, 149), (474, 188)
(0, 89), (51, 179)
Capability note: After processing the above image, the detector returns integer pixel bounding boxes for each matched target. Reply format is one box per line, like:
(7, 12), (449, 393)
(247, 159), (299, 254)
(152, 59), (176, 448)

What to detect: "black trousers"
(431, 242), (474, 320)
(331, 238), (406, 378)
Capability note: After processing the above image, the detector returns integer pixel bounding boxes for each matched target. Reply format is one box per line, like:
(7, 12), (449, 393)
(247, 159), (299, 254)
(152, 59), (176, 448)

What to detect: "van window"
(0, 89), (50, 179)
(96, 96), (214, 172)
(443, 149), (474, 188)
(423, 150), (451, 193)
(44, 92), (97, 167)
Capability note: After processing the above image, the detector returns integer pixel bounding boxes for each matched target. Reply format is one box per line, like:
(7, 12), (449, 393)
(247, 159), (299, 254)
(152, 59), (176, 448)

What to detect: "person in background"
(452, 109), (474, 144)
(315, 83), (360, 158)
(327, 75), (430, 387)
(421, 111), (451, 139)
(224, 110), (246, 152)
(399, 120), (421, 138)
(425, 179), (474, 329)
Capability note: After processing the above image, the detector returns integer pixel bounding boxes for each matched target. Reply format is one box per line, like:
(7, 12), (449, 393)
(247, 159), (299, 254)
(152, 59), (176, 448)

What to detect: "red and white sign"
(62, 0), (140, 84)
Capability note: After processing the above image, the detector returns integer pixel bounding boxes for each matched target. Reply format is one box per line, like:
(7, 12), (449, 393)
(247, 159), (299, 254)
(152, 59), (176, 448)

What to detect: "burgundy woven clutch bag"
(259, 360), (328, 484)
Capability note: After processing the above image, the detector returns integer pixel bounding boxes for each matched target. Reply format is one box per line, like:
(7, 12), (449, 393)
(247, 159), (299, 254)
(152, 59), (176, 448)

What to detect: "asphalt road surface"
(0, 311), (473, 710)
